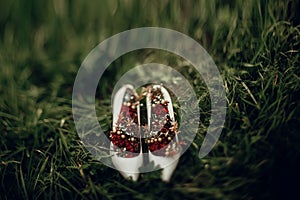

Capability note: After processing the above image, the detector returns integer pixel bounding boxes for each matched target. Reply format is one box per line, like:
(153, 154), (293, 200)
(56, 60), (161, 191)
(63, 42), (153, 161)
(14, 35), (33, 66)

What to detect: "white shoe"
(110, 84), (143, 181)
(146, 85), (181, 182)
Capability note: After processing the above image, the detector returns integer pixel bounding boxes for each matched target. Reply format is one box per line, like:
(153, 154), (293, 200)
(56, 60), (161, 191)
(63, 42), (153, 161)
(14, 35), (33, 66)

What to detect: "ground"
(0, 1), (299, 199)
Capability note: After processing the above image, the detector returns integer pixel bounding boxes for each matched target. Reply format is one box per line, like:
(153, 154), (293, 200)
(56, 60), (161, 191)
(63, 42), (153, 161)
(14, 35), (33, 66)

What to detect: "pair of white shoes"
(109, 84), (181, 182)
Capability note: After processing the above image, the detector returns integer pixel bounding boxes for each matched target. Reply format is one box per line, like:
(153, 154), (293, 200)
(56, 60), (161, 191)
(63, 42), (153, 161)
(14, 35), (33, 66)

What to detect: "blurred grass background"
(0, 0), (299, 199)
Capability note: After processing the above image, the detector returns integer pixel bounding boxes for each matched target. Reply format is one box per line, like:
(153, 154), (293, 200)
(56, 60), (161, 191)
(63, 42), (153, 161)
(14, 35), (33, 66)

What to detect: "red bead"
(161, 128), (167, 133)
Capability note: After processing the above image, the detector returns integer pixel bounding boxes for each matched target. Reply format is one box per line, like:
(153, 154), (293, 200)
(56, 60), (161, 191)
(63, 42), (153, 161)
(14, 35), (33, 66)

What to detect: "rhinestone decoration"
(146, 87), (179, 156)
(110, 90), (140, 158)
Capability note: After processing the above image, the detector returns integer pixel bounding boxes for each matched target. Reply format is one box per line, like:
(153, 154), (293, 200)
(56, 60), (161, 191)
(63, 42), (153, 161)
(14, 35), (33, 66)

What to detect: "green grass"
(0, 0), (299, 199)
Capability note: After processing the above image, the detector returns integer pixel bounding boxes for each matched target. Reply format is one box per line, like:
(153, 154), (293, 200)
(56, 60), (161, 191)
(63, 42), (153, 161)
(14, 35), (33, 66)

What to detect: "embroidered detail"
(146, 87), (179, 156)
(110, 90), (140, 158)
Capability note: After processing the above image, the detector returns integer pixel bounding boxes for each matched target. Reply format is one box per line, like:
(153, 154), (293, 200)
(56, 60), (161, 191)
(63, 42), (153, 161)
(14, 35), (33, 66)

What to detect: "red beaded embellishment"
(147, 87), (178, 156)
(110, 91), (140, 158)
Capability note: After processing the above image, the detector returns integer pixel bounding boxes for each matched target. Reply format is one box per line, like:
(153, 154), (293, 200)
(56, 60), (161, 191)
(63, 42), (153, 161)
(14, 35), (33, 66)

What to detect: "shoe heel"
(110, 147), (143, 181)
